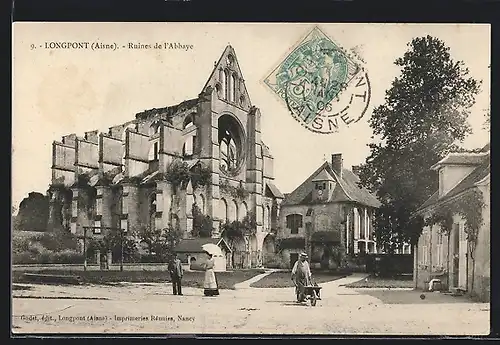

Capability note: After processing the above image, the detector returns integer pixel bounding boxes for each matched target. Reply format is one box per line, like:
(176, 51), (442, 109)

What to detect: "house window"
(72, 200), (78, 217)
(323, 182), (326, 189)
(353, 208), (360, 239)
(122, 198), (128, 215)
(121, 219), (128, 233)
(422, 245), (428, 265)
(94, 220), (101, 234)
(286, 214), (303, 235)
(95, 198), (103, 216)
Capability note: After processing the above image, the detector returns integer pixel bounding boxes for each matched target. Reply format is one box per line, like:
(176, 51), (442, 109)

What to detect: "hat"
(300, 252), (308, 257)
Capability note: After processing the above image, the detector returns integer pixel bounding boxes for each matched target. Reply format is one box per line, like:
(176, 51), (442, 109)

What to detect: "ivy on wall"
(424, 189), (485, 249)
(191, 204), (213, 238)
(164, 160), (211, 192)
(220, 179), (249, 199)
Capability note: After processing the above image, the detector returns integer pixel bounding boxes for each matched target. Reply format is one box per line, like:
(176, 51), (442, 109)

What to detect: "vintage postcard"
(12, 22), (490, 335)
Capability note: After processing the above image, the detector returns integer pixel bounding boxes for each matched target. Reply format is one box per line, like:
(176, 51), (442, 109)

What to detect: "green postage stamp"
(264, 26), (371, 134)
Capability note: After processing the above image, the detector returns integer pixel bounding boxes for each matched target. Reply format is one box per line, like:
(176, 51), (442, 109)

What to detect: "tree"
(191, 204), (213, 238)
(483, 109), (490, 131)
(101, 228), (139, 263)
(139, 225), (183, 262)
(16, 192), (50, 232)
(358, 35), (481, 251)
(220, 212), (256, 267)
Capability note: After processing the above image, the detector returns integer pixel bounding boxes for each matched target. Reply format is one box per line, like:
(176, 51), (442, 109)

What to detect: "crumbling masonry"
(47, 46), (284, 268)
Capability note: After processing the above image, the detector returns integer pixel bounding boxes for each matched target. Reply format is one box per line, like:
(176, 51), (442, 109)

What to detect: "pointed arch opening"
(222, 69), (229, 100)
(121, 123), (136, 165)
(230, 74), (236, 103)
(182, 115), (196, 157)
(230, 199), (238, 222)
(239, 201), (248, 221)
(220, 198), (228, 223)
(218, 114), (245, 176)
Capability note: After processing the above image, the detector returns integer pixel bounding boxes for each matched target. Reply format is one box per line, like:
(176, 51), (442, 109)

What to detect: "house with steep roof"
(413, 144), (490, 302)
(262, 153), (381, 269)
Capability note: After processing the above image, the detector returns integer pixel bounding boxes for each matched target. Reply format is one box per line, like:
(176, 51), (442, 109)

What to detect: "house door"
(452, 224), (459, 288)
(290, 253), (299, 268)
(458, 223), (468, 290)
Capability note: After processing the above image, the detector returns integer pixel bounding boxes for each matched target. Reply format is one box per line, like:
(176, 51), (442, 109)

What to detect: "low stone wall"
(12, 263), (170, 271)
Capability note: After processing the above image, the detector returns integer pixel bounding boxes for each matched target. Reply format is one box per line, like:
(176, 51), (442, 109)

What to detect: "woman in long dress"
(203, 252), (219, 296)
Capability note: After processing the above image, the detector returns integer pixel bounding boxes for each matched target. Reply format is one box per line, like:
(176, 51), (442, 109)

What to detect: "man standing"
(169, 253), (183, 296)
(291, 252), (312, 302)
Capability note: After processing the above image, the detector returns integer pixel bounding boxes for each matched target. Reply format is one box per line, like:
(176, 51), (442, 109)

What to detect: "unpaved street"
(12, 274), (490, 335)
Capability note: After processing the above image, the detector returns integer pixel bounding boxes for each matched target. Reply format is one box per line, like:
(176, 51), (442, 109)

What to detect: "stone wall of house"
(415, 189), (490, 302)
(471, 183), (490, 302)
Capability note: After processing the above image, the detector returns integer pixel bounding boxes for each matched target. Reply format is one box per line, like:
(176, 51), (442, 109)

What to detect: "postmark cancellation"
(264, 26), (371, 134)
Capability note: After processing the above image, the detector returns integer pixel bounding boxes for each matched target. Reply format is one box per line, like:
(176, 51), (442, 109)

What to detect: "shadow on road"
(356, 289), (479, 305)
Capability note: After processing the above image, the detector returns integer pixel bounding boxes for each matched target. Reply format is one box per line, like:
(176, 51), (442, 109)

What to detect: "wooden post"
(305, 207), (314, 262)
(83, 227), (88, 272)
(305, 223), (312, 261)
(120, 227), (124, 272)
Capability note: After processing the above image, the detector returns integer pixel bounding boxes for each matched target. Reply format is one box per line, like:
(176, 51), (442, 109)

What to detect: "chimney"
(352, 165), (361, 176)
(331, 153), (343, 179)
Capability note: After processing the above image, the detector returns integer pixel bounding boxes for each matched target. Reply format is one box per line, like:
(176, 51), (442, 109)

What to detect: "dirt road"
(12, 274), (490, 335)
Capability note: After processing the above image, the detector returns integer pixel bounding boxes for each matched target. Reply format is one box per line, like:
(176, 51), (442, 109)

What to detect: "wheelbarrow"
(296, 283), (322, 306)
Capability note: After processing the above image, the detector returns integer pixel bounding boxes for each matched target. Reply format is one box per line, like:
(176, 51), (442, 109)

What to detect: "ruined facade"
(47, 46), (284, 268)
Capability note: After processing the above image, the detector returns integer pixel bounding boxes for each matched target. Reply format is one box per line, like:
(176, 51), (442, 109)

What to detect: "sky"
(12, 23), (491, 211)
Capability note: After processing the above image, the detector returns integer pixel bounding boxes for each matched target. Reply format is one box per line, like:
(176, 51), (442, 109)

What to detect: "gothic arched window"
(182, 116), (196, 157)
(122, 123), (136, 164)
(222, 70), (229, 100)
(230, 74), (236, 103)
(218, 114), (244, 175)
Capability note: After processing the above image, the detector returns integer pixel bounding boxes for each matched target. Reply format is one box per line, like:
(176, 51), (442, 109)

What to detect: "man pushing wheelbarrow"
(291, 252), (321, 306)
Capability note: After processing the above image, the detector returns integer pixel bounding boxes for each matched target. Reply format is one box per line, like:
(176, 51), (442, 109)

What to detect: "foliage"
(191, 204), (213, 238)
(220, 212), (257, 241)
(138, 225), (183, 263)
(165, 160), (191, 190)
(164, 160), (212, 192)
(276, 237), (305, 250)
(483, 111), (490, 131)
(85, 229), (140, 264)
(190, 163), (212, 189)
(220, 179), (249, 199)
(330, 244), (346, 266)
(38, 230), (80, 252)
(357, 35), (481, 251)
(220, 212), (257, 266)
(16, 192), (49, 232)
(425, 189), (485, 250)
(12, 229), (84, 264)
(13, 248), (84, 265)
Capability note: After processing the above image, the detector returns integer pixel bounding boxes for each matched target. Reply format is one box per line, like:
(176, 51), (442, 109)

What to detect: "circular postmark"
(265, 27), (371, 134)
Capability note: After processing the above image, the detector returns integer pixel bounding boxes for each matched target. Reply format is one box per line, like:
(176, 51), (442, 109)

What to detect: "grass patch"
(250, 270), (348, 288)
(12, 269), (265, 290)
(343, 274), (414, 289)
